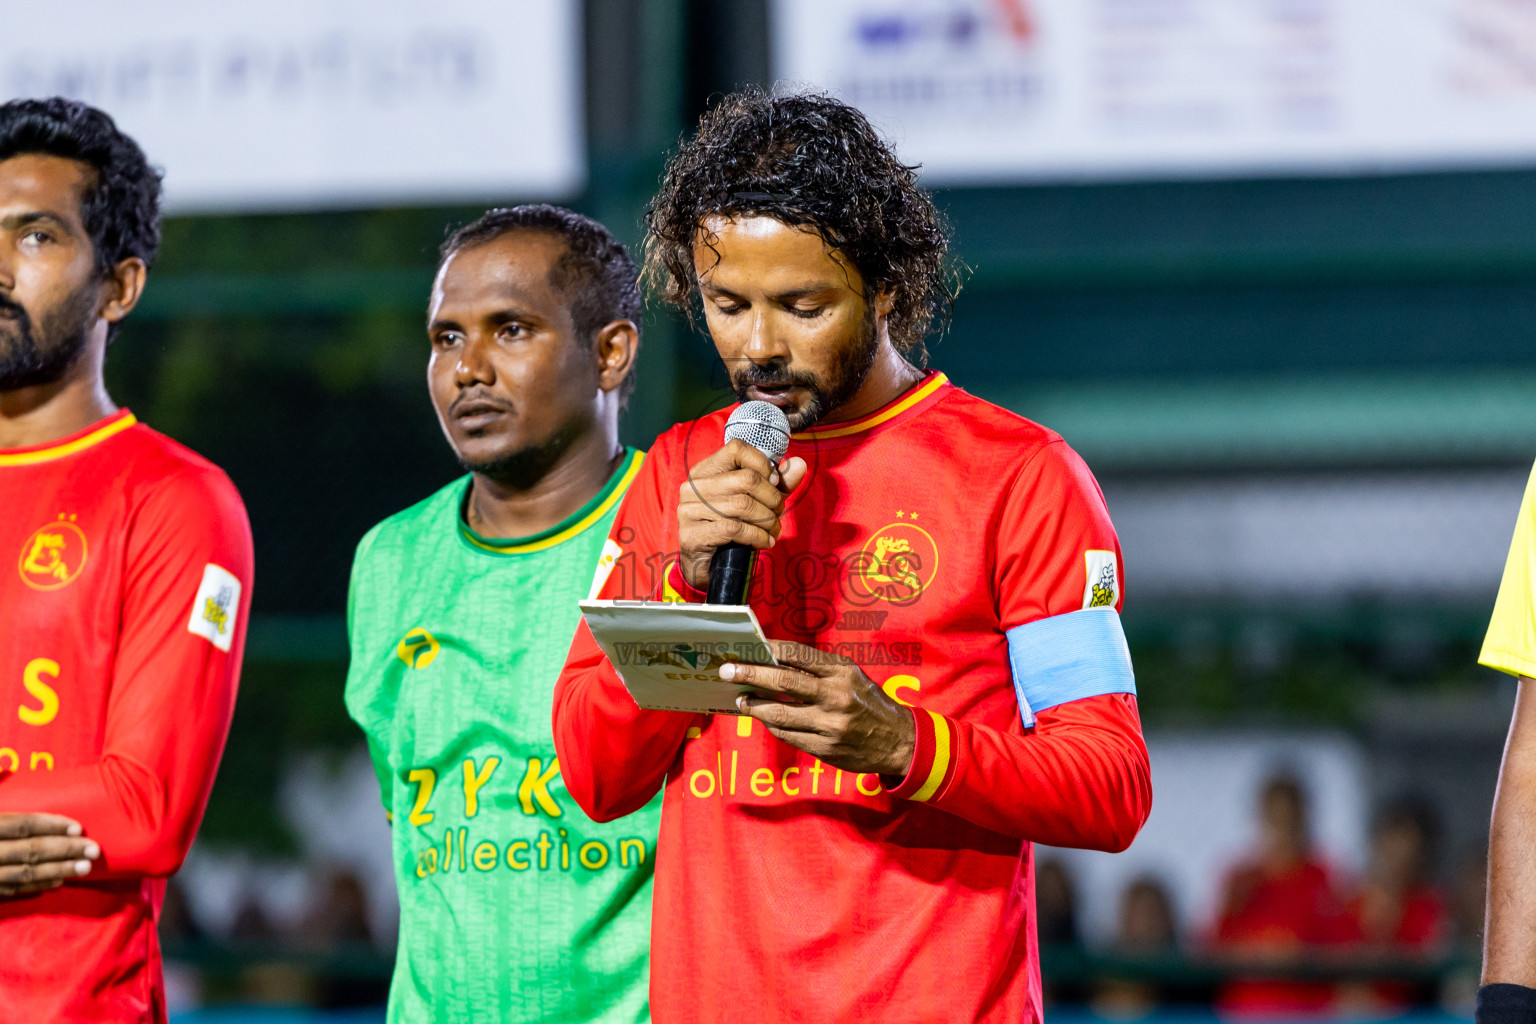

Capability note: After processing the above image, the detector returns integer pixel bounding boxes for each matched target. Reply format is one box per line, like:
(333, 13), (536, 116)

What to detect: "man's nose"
(454, 334), (496, 386)
(743, 309), (790, 364)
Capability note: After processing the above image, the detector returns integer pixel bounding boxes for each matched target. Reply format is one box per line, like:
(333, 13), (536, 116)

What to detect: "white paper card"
(578, 600), (779, 714)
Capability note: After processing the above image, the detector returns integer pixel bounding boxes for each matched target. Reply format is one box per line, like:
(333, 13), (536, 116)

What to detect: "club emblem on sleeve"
(849, 522), (939, 606)
(18, 516), (87, 591)
(1083, 550), (1119, 609)
(187, 564), (243, 652)
(203, 594), (230, 634)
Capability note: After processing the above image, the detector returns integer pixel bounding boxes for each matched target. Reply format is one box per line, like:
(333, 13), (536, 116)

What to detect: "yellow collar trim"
(791, 373), (949, 441)
(0, 411), (138, 467)
(460, 451), (645, 556)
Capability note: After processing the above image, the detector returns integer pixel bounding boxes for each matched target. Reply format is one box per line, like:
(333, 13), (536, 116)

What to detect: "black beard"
(457, 419), (583, 493)
(0, 285), (96, 390)
(729, 309), (881, 432)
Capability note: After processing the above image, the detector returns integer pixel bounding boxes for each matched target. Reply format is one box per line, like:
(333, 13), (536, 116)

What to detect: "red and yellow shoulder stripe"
(791, 373), (949, 442)
(0, 410), (137, 467)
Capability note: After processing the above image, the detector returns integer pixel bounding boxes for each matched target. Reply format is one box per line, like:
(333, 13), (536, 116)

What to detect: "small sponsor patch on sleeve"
(587, 538), (623, 600)
(187, 563), (242, 652)
(1082, 550), (1119, 610)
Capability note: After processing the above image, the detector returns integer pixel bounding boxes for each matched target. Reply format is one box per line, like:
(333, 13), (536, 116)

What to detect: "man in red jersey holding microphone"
(554, 89), (1152, 1024)
(0, 98), (252, 1022)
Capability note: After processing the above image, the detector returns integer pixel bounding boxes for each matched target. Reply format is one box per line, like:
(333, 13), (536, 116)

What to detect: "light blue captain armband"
(1006, 607), (1136, 728)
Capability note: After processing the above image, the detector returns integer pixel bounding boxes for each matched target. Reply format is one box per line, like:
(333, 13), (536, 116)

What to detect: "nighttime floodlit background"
(7, 0), (1536, 1020)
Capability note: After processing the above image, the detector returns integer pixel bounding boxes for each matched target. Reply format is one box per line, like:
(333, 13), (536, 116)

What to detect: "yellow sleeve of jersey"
(1482, 460), (1536, 679)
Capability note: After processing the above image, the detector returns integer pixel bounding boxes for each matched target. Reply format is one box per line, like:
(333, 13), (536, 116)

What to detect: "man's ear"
(594, 319), (640, 394)
(99, 257), (147, 327)
(873, 287), (896, 319)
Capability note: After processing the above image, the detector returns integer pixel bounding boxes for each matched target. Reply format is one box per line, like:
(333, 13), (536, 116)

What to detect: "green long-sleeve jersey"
(344, 449), (659, 1024)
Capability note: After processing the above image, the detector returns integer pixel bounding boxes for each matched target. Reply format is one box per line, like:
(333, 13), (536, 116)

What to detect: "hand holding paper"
(579, 600), (778, 714)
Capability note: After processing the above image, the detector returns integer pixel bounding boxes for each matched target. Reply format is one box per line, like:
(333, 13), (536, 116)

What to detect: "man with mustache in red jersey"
(0, 98), (251, 1023)
(554, 89), (1152, 1024)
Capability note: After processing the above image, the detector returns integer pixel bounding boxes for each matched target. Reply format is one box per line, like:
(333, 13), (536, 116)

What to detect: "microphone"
(707, 400), (792, 604)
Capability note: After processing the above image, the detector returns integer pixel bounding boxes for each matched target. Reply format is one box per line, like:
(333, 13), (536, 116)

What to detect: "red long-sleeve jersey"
(554, 372), (1152, 1024)
(0, 409), (252, 1024)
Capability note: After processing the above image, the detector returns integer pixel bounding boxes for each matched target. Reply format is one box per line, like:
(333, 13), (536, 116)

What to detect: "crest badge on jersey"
(849, 521), (940, 606)
(187, 563), (242, 652)
(18, 515), (88, 591)
(1082, 550), (1119, 609)
(396, 628), (440, 669)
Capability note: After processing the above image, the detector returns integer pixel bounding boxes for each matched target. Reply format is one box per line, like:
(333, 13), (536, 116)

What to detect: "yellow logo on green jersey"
(397, 628), (440, 669)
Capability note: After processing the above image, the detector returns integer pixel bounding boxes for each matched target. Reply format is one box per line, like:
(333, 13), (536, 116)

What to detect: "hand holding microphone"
(678, 402), (915, 776)
(677, 401), (806, 600)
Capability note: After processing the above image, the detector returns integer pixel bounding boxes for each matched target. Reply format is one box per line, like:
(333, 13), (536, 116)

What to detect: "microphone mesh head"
(724, 400), (792, 462)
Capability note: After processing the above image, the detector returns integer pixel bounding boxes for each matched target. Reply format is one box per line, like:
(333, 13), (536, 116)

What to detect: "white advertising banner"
(1, 0), (584, 211)
(773, 0), (1536, 183)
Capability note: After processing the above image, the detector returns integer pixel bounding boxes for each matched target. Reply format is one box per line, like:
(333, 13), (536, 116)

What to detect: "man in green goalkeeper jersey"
(344, 205), (658, 1024)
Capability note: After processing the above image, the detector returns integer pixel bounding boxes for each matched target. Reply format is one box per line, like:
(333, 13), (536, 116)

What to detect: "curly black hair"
(644, 87), (955, 366)
(0, 97), (163, 341)
(442, 204), (642, 400)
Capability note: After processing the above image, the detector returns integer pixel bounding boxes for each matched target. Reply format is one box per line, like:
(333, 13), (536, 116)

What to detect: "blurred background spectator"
(1120, 878), (1180, 955)
(1039, 857), (1087, 1006)
(299, 869), (376, 951)
(1039, 857), (1085, 949)
(1211, 774), (1347, 1018)
(1337, 798), (1449, 1013)
(1090, 876), (1182, 1019)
